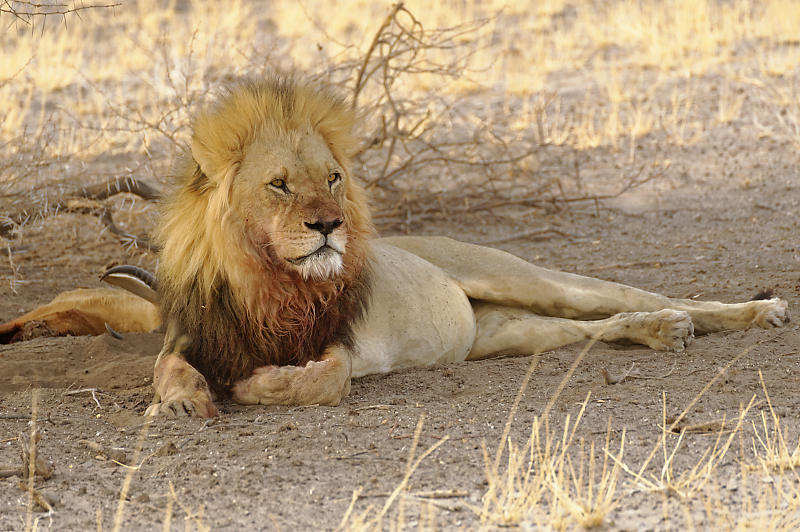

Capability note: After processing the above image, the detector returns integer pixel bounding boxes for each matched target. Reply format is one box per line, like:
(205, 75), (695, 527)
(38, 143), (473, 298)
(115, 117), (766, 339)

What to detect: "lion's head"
(232, 121), (353, 281)
(154, 76), (374, 391)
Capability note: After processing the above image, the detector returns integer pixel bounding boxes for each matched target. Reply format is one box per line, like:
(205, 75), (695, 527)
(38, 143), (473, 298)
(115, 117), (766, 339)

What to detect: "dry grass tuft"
(475, 337), (624, 529)
(337, 414), (449, 531)
(477, 398), (625, 529)
(613, 393), (757, 500)
(750, 371), (800, 474)
(550, 420), (625, 528)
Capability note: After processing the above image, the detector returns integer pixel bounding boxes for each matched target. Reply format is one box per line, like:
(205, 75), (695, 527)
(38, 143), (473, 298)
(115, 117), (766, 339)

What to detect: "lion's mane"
(154, 76), (374, 393)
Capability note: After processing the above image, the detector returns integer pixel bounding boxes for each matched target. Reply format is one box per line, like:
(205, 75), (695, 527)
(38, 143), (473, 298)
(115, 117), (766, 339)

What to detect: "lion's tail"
(101, 265), (159, 304)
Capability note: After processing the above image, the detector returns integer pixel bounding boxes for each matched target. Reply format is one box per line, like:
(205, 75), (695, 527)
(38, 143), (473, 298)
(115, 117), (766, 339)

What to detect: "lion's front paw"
(231, 365), (291, 405)
(232, 359), (349, 406)
(752, 298), (790, 328)
(145, 397), (219, 418)
(645, 309), (695, 352)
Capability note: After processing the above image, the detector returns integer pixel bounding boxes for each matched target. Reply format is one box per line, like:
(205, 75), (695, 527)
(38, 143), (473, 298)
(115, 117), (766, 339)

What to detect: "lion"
(1, 75), (790, 417)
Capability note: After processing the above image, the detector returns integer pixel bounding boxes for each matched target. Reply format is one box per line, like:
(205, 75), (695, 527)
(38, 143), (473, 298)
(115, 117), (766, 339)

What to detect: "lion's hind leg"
(383, 236), (789, 335)
(467, 303), (694, 360)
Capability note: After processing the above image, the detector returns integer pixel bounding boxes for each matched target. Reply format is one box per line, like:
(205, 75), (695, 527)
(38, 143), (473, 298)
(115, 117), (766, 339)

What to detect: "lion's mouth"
(286, 244), (339, 265)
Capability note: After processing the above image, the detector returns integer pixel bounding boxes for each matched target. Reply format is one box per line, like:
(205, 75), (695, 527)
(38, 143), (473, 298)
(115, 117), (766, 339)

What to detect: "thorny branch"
(330, 4), (664, 230)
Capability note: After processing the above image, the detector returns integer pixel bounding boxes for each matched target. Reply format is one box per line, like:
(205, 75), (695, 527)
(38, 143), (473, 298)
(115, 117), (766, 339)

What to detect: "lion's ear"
(191, 135), (226, 182)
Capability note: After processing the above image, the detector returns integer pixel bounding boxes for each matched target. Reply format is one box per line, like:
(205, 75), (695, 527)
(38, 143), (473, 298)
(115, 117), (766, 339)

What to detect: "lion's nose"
(305, 218), (343, 235)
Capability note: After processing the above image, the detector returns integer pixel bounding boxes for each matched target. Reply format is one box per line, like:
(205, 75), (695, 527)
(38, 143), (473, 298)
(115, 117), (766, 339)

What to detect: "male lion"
(1, 76), (790, 417)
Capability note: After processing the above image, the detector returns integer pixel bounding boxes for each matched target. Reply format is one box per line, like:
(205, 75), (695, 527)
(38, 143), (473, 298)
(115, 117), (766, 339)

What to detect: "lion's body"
(0, 75), (790, 417)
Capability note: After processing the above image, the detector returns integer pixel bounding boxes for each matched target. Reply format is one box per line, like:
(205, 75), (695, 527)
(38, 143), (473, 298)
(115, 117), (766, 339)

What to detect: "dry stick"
(584, 260), (690, 273)
(76, 176), (162, 201)
(19, 430), (53, 480)
(373, 160), (668, 226)
(601, 363), (636, 385)
(476, 227), (578, 246)
(63, 387), (107, 409)
(0, 414), (30, 420)
(24, 389), (39, 532)
(603, 361), (678, 385)
(111, 419), (154, 532)
(1, 176), (161, 244)
(0, 2), (120, 19)
(0, 466), (20, 478)
(17, 480), (52, 514)
(80, 440), (128, 463)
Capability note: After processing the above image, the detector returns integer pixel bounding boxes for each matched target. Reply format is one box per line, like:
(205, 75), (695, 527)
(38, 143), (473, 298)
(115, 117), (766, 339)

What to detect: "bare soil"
(2, 84), (800, 529)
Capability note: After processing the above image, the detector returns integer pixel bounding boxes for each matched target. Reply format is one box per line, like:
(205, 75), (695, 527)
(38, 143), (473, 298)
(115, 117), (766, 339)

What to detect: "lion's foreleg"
(231, 346), (352, 406)
(145, 335), (218, 418)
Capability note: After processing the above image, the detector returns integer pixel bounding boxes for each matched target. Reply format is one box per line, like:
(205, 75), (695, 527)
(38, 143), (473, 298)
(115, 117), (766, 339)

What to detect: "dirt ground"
(2, 58), (800, 532)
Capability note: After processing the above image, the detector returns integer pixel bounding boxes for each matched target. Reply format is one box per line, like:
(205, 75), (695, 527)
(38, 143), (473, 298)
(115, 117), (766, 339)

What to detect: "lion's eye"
(268, 178), (288, 192)
(328, 171), (342, 186)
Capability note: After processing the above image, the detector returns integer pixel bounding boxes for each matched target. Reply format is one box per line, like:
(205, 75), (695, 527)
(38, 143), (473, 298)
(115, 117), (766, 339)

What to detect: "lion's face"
(234, 129), (354, 280)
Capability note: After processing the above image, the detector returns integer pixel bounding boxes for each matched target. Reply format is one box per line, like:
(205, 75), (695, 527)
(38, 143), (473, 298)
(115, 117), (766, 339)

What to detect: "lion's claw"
(145, 398), (218, 418)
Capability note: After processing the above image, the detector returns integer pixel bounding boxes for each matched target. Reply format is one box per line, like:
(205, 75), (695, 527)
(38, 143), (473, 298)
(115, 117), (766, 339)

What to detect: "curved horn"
(100, 265), (159, 304)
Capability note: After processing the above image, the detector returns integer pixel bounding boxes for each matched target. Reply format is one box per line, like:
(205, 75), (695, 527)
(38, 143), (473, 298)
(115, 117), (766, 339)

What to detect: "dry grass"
(336, 414), (449, 531)
(750, 372), (800, 475)
(476, 397), (625, 529)
(615, 393), (757, 500)
(474, 338), (625, 529)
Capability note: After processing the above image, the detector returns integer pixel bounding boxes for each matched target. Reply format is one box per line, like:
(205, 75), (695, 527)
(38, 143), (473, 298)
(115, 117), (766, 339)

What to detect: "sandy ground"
(2, 76), (800, 529)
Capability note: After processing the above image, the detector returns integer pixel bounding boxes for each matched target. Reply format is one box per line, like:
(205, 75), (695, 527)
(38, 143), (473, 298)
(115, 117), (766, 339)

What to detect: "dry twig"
(79, 439), (128, 463)
(16, 481), (52, 513)
(18, 430), (53, 480)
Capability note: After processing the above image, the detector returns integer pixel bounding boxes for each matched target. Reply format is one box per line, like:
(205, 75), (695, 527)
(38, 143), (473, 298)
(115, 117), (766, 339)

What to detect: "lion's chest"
(172, 275), (365, 392)
(350, 243), (476, 377)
